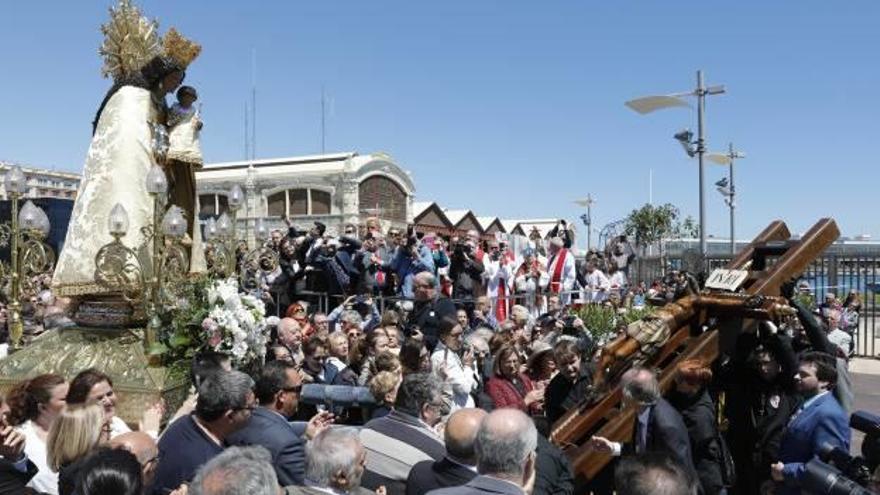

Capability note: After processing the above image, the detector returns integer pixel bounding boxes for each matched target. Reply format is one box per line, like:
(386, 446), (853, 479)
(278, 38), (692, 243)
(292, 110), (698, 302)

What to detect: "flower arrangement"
(152, 276), (269, 368)
(199, 278), (269, 366)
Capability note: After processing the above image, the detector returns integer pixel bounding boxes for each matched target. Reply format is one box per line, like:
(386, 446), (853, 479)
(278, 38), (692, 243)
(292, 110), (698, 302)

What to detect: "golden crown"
(99, 0), (201, 80)
(162, 28), (202, 70)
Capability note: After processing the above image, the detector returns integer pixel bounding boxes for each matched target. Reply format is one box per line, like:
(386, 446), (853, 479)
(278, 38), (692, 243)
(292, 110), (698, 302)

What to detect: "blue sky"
(2, 1), (878, 244)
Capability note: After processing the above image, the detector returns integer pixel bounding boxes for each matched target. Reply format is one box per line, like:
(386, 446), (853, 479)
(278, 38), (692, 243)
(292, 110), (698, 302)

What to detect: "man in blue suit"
(771, 351), (850, 494)
(227, 361), (333, 486)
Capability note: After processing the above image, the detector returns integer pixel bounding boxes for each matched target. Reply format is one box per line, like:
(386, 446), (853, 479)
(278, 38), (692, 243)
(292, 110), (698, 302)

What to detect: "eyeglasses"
(282, 385), (302, 394)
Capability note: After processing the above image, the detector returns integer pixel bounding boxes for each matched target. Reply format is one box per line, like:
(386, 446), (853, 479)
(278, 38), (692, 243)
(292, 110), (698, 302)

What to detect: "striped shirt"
(359, 410), (446, 495)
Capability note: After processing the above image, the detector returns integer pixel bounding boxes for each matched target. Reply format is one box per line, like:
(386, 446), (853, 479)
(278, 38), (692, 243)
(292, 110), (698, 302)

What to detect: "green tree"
(623, 203), (698, 262)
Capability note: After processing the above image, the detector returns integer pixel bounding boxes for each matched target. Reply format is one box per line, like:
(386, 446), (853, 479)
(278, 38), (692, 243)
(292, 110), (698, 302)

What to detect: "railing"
(631, 253), (880, 358)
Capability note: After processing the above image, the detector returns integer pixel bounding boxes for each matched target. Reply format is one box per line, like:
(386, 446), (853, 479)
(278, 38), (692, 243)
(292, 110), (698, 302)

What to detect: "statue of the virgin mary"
(53, 0), (205, 300)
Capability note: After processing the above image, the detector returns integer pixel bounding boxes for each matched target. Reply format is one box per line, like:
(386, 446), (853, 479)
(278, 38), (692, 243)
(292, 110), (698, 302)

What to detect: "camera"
(801, 459), (874, 495)
(819, 443), (873, 488)
(814, 411), (880, 489)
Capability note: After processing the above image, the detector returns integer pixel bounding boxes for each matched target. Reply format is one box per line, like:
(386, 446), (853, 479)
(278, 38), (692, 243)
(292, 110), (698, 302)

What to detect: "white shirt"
(586, 269), (611, 302)
(19, 420), (58, 494)
(110, 415), (132, 438)
(431, 342), (477, 410)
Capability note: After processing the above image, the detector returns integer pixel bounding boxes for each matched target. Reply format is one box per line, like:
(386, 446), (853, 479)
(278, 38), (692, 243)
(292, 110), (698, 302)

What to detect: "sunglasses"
(283, 385), (303, 394)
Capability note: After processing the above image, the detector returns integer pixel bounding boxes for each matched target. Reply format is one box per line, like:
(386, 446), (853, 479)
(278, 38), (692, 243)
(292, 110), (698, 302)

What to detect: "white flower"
(231, 341), (248, 359)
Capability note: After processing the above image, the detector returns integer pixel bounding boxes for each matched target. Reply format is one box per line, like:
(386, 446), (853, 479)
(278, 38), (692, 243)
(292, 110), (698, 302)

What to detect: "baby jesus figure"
(166, 85), (205, 271)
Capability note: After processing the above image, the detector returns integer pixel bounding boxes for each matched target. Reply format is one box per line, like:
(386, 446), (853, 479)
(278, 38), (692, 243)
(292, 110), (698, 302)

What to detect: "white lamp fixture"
(108, 203), (130, 237)
(4, 166), (27, 195)
(145, 164), (168, 195)
(228, 185), (244, 211)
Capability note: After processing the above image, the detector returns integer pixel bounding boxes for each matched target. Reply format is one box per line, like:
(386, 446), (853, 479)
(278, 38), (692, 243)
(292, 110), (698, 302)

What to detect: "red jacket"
(485, 373), (541, 415)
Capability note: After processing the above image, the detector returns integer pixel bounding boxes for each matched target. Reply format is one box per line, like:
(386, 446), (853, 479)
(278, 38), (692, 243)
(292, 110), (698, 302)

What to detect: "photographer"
(354, 233), (389, 296)
(389, 229), (435, 298)
(449, 238), (485, 303)
(305, 238), (351, 297)
(326, 294), (381, 334)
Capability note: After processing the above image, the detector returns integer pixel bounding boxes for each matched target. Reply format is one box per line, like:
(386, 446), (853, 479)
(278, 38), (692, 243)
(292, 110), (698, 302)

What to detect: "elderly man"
(189, 446), (279, 495)
(227, 361), (333, 486)
(276, 318), (305, 366)
(407, 408), (486, 495)
(427, 409), (538, 495)
(359, 373), (446, 495)
(546, 237), (575, 303)
(110, 431), (159, 488)
(406, 272), (457, 351)
(285, 428), (373, 495)
(615, 453), (697, 495)
(589, 366), (696, 480)
(152, 370), (256, 495)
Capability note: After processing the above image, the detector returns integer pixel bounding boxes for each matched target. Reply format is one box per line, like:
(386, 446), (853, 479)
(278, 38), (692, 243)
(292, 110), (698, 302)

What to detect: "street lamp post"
(574, 195), (594, 251)
(625, 69), (726, 259)
(708, 143), (746, 255)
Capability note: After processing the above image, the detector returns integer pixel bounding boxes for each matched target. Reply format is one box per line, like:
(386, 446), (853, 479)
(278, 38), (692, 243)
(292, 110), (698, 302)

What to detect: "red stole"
(548, 249), (568, 293)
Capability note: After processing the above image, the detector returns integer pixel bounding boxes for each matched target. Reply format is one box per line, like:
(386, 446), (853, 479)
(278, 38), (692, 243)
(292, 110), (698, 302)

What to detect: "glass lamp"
(108, 203), (129, 237)
(204, 217), (218, 241)
(255, 217), (268, 242)
(216, 213), (231, 237)
(162, 206), (188, 239)
(145, 165), (168, 195)
(228, 185), (244, 211)
(18, 201), (39, 230)
(4, 166), (26, 195)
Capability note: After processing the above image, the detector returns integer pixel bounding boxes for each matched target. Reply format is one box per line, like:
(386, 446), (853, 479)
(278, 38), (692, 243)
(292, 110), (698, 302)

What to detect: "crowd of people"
(0, 218), (876, 495)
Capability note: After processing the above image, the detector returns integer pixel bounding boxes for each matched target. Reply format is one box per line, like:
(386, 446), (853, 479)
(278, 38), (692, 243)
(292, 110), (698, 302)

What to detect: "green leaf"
(147, 342), (169, 356)
(169, 333), (192, 349)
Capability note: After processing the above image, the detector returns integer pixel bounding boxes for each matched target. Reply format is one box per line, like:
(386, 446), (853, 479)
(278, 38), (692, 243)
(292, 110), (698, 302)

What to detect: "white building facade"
(195, 152), (415, 240)
(0, 163), (80, 200)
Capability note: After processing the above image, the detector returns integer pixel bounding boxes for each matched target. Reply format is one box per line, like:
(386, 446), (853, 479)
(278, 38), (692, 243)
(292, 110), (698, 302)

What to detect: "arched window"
(359, 176), (406, 222)
(265, 188), (332, 217)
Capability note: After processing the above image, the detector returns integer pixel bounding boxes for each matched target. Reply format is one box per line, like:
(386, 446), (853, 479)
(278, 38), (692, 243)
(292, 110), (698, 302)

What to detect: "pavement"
(848, 358), (880, 455)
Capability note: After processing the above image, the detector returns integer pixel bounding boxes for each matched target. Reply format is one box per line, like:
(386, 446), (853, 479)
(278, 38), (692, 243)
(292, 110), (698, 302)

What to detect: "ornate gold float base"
(0, 327), (188, 427)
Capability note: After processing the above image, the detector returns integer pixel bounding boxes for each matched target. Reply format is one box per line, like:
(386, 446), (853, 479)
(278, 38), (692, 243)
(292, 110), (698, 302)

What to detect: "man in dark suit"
(152, 370), (256, 495)
(228, 361), (333, 486)
(407, 408), (485, 494)
(589, 366), (697, 481)
(427, 409), (537, 495)
(771, 352), (850, 495)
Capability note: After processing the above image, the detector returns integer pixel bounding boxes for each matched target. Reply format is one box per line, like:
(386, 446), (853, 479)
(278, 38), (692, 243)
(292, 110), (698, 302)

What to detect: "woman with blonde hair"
(47, 403), (109, 495)
(369, 370), (401, 420)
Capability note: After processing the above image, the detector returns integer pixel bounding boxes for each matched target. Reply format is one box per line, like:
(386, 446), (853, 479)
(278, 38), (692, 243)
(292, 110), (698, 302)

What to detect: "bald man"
(110, 431), (159, 487)
(406, 408), (487, 495)
(427, 409), (538, 495)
